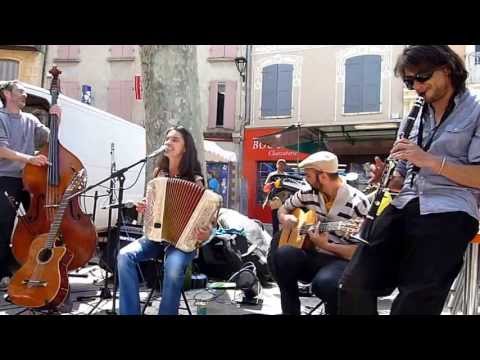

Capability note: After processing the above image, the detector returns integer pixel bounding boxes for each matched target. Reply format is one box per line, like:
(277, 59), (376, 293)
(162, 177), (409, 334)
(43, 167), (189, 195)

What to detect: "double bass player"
(0, 80), (62, 290)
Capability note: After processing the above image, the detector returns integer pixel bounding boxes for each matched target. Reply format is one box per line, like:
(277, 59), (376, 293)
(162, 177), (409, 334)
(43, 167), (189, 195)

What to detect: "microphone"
(146, 145), (168, 159)
(101, 201), (136, 209)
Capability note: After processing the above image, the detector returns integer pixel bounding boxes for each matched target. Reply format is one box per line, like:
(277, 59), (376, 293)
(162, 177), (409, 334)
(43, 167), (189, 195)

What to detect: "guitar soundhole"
(38, 248), (53, 263)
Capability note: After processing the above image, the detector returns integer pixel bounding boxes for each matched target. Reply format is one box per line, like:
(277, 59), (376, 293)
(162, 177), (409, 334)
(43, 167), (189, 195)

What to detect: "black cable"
(80, 193), (110, 198)
(121, 161), (146, 191)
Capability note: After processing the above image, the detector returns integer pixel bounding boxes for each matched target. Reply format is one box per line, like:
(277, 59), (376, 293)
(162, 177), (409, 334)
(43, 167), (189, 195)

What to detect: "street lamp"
(234, 56), (247, 82)
(234, 54), (248, 214)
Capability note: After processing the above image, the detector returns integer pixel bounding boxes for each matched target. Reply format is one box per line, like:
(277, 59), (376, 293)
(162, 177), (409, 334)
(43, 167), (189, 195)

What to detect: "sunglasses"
(403, 70), (437, 90)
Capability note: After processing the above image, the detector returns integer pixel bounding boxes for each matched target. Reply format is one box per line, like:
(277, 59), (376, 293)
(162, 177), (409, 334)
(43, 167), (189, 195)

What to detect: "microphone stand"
(71, 155), (147, 314)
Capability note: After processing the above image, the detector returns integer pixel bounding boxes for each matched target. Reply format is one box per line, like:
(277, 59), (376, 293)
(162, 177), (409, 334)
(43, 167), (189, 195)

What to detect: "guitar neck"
(46, 191), (71, 248)
(318, 221), (343, 232)
(299, 221), (343, 234)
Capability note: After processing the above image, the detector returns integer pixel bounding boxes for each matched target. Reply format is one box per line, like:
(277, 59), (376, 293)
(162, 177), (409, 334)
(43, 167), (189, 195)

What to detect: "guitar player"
(273, 151), (370, 315)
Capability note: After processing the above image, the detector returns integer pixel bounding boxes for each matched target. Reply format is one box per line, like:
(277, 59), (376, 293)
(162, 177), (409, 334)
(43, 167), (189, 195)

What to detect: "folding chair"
(141, 258), (192, 315)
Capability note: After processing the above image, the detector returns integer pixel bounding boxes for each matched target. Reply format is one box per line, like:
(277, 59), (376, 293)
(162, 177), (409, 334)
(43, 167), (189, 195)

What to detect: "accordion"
(143, 177), (222, 252)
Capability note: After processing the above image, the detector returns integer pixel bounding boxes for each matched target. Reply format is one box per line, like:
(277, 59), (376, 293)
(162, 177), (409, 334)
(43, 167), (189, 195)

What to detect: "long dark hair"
(155, 125), (203, 183)
(394, 45), (468, 94)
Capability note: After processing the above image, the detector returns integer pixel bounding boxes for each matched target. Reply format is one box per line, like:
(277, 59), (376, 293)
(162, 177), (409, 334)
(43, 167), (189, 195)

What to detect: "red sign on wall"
(243, 127), (309, 222)
(134, 75), (142, 100)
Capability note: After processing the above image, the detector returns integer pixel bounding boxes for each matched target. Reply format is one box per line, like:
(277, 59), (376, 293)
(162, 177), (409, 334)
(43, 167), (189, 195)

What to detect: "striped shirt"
(283, 180), (370, 251)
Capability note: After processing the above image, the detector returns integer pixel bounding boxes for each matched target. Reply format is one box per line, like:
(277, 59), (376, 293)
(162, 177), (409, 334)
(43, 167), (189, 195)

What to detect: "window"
(207, 162), (229, 207)
(55, 46), (80, 61)
(60, 80), (80, 100)
(255, 161), (301, 204)
(0, 59), (19, 80)
(256, 161), (276, 205)
(475, 45), (480, 65)
(208, 80), (237, 130)
(344, 55), (381, 113)
(216, 83), (226, 126)
(208, 46), (238, 59)
(107, 80), (134, 120)
(261, 64), (293, 117)
(109, 45), (135, 60)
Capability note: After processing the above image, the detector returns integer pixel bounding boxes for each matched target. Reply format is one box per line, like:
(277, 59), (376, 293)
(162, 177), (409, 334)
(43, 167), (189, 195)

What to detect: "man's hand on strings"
(369, 156), (385, 185)
(26, 154), (49, 167)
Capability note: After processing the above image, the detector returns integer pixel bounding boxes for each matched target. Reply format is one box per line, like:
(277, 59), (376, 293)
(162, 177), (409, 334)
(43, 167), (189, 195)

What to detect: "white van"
(21, 83), (146, 231)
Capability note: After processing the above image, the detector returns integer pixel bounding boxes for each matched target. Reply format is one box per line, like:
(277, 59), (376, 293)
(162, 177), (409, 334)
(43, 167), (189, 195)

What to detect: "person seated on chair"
(117, 126), (214, 315)
(274, 151), (370, 315)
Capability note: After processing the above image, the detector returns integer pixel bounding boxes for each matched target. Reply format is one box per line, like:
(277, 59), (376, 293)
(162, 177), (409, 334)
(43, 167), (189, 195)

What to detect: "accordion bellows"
(143, 177), (222, 252)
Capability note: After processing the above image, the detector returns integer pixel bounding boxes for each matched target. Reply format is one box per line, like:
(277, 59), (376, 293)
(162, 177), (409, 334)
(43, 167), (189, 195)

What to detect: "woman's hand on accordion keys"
(135, 198), (147, 214)
(194, 223), (213, 242)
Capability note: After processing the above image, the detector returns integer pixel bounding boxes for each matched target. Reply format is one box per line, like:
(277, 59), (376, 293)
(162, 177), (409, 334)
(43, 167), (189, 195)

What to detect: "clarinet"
(351, 96), (425, 245)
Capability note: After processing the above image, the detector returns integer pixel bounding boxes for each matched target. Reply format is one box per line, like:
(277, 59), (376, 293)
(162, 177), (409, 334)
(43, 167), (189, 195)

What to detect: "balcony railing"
(467, 52), (480, 84)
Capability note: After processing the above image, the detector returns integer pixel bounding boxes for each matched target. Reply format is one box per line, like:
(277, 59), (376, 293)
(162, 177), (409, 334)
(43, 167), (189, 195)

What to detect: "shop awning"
(257, 122), (401, 155)
(204, 140), (237, 163)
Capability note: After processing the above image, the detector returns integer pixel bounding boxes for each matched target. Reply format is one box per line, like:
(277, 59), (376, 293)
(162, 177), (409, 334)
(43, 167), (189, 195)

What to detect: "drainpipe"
(245, 44), (252, 126)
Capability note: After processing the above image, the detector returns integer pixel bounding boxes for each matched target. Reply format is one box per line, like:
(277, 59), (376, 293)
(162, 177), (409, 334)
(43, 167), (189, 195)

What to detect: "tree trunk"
(140, 45), (204, 184)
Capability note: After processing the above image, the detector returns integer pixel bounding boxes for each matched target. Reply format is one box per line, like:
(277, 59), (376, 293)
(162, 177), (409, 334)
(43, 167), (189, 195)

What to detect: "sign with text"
(134, 75), (142, 100)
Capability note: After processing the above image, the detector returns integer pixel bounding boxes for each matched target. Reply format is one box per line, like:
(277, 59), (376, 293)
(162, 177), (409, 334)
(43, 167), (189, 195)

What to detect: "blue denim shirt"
(392, 90), (480, 220)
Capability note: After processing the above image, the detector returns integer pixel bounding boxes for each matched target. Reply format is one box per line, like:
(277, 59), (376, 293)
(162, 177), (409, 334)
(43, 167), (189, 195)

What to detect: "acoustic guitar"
(8, 170), (86, 309)
(278, 208), (361, 251)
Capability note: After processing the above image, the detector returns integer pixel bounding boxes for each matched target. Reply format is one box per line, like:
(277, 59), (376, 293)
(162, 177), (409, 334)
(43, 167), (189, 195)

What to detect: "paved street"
(0, 224), (468, 316)
(0, 223), (470, 316)
(0, 260), (461, 316)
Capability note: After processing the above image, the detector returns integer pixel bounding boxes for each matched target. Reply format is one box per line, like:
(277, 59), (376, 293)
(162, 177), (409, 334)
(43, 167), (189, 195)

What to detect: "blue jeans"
(117, 237), (195, 315)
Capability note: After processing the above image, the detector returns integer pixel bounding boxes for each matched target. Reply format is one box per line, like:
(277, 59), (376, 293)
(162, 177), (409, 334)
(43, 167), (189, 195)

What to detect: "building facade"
(198, 45), (246, 210)
(43, 45), (146, 126)
(0, 46), (46, 86)
(42, 45), (245, 209)
(244, 45), (406, 222)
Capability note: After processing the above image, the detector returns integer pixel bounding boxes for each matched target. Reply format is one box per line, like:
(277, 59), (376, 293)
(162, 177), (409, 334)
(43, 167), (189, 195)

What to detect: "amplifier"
(98, 224), (143, 243)
(118, 224), (143, 241)
(98, 224), (144, 272)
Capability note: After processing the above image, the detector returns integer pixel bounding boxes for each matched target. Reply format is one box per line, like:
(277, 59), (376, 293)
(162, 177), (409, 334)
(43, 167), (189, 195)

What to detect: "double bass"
(11, 66), (97, 270)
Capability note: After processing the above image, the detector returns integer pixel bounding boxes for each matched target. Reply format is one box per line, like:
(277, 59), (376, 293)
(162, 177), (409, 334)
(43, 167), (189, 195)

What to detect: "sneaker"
(0, 276), (10, 291)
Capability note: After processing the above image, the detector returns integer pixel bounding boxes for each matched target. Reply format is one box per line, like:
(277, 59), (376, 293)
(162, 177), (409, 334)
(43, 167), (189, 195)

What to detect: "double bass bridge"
(44, 204), (60, 208)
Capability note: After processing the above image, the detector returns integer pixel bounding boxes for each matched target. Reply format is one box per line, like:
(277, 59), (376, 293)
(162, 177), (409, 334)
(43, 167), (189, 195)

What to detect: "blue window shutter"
(475, 45), (480, 53)
(345, 57), (364, 113)
(363, 55), (381, 112)
(276, 64), (293, 116)
(261, 64), (278, 117)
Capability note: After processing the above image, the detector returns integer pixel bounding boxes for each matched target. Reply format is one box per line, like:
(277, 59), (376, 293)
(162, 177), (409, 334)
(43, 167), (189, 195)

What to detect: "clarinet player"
(339, 45), (480, 315)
